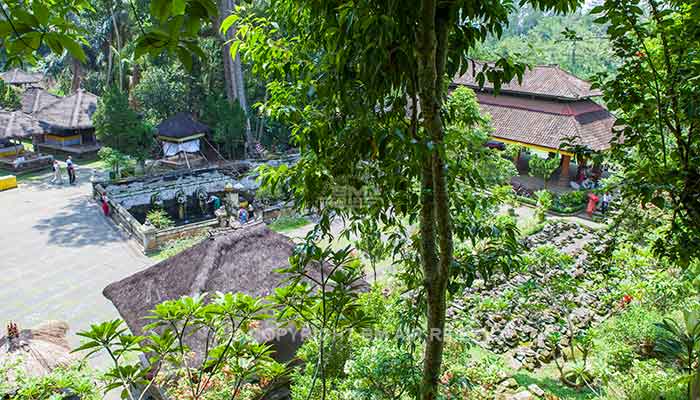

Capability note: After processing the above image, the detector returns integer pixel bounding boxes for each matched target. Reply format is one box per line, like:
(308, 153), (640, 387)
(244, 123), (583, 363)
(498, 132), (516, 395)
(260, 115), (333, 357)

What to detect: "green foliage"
(555, 190), (587, 210)
(340, 337), (421, 400)
(655, 310), (700, 378)
(594, 304), (665, 356)
(600, 359), (686, 400)
(591, 0), (700, 264)
(0, 0), (89, 65)
(146, 209), (174, 229)
(201, 95), (247, 159)
(74, 293), (286, 400)
(0, 79), (21, 110)
(534, 189), (553, 222)
(1, 362), (100, 400)
(473, 5), (616, 78)
(267, 215), (309, 232)
(272, 244), (372, 400)
(132, 64), (189, 124)
(529, 155), (560, 188)
(93, 87), (153, 162)
(97, 146), (128, 177)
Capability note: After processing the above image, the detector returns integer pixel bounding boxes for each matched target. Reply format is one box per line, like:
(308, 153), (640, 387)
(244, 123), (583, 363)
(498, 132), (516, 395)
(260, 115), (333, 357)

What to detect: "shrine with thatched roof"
(0, 109), (54, 172)
(452, 62), (616, 185)
(155, 112), (213, 168)
(33, 89), (101, 159)
(0, 68), (44, 88)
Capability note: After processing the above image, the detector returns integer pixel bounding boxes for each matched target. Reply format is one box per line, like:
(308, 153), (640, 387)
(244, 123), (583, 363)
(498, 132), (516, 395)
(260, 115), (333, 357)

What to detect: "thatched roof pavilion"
(104, 225), (314, 362)
(0, 69), (43, 86)
(156, 112), (211, 142)
(0, 321), (76, 392)
(33, 89), (99, 133)
(0, 109), (44, 139)
(21, 87), (60, 115)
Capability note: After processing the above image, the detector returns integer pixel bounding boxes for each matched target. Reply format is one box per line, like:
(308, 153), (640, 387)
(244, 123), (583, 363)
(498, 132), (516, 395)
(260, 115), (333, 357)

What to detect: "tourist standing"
(238, 206), (248, 224)
(601, 192), (612, 214)
(207, 195), (221, 211)
(66, 156), (76, 185)
(50, 160), (63, 184)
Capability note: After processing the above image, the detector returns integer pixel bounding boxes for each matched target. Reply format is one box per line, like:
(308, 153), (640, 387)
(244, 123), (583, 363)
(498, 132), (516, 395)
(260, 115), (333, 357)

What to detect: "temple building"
(0, 69), (44, 88)
(32, 89), (101, 159)
(453, 63), (616, 184)
(0, 109), (53, 172)
(156, 112), (212, 168)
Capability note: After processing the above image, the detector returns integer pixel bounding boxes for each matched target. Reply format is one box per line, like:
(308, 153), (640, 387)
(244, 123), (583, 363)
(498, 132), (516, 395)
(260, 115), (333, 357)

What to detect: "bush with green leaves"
(554, 190), (587, 210)
(600, 359), (685, 400)
(534, 190), (553, 222)
(0, 79), (21, 110)
(94, 87), (154, 163)
(98, 147), (129, 178)
(132, 64), (189, 125)
(74, 293), (286, 400)
(145, 209), (174, 229)
(1, 362), (100, 400)
(528, 154), (560, 188)
(593, 304), (665, 358)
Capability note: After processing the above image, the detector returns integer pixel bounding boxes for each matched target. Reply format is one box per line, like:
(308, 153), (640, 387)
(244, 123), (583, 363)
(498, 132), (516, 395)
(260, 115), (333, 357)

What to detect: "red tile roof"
(454, 62), (601, 100)
(476, 92), (615, 151)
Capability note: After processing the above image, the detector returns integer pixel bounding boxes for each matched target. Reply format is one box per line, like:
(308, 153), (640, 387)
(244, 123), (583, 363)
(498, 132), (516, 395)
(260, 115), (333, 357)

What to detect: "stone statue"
(176, 190), (187, 221)
(196, 187), (208, 216)
(150, 192), (163, 209)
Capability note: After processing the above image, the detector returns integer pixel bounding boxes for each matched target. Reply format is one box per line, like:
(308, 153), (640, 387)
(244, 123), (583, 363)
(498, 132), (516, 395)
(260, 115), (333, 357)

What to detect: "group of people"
(50, 156), (77, 185)
(207, 194), (254, 225)
(587, 191), (613, 217)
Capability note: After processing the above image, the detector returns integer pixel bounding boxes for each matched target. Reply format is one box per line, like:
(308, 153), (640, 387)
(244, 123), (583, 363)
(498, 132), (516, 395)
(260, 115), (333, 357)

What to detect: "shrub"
(534, 190), (553, 221)
(341, 338), (421, 400)
(146, 209), (175, 229)
(1, 362), (101, 400)
(600, 359), (685, 400)
(594, 304), (665, 356)
(554, 190), (587, 210)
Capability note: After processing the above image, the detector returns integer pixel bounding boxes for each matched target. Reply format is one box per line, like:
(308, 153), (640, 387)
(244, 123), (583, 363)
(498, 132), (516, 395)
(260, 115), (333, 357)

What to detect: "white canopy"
(162, 139), (200, 157)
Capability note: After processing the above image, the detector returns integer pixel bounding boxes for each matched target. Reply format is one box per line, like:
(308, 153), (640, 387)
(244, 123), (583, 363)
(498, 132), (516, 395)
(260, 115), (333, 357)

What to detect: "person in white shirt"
(601, 192), (612, 214)
(66, 156), (76, 185)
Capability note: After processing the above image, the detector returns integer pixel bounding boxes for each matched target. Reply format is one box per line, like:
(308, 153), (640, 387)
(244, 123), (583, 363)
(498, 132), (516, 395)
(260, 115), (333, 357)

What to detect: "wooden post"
(559, 154), (571, 186)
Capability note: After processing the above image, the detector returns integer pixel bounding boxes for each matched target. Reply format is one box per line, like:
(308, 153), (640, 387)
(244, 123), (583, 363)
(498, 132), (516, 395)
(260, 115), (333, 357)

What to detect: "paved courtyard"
(0, 170), (151, 349)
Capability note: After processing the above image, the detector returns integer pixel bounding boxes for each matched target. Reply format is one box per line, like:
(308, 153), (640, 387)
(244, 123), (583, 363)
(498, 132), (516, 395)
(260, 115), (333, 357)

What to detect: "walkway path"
(0, 169), (151, 348)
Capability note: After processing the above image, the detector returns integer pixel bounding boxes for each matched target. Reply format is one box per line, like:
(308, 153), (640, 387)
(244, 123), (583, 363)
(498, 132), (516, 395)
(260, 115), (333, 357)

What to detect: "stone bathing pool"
(92, 163), (280, 253)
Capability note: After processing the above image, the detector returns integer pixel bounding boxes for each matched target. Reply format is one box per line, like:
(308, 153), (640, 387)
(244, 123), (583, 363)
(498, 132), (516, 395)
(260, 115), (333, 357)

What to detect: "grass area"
(268, 215), (311, 232)
(148, 234), (206, 262)
(513, 369), (597, 400)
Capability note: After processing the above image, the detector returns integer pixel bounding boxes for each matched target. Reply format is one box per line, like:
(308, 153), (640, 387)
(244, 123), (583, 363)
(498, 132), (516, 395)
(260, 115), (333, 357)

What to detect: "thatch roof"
(33, 89), (99, 132)
(454, 62), (601, 100)
(0, 321), (76, 392)
(0, 69), (43, 85)
(475, 92), (616, 152)
(104, 225), (319, 362)
(156, 112), (210, 139)
(21, 87), (60, 115)
(0, 109), (44, 139)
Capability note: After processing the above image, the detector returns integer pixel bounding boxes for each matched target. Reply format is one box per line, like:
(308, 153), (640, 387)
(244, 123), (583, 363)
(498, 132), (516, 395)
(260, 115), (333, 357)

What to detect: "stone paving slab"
(0, 171), (151, 352)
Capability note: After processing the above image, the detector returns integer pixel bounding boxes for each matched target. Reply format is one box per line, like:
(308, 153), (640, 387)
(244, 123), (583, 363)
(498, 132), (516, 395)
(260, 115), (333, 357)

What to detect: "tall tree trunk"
(415, 2), (454, 399)
(70, 58), (82, 93)
(218, 0), (254, 158)
(111, 7), (123, 91)
(129, 63), (141, 109)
